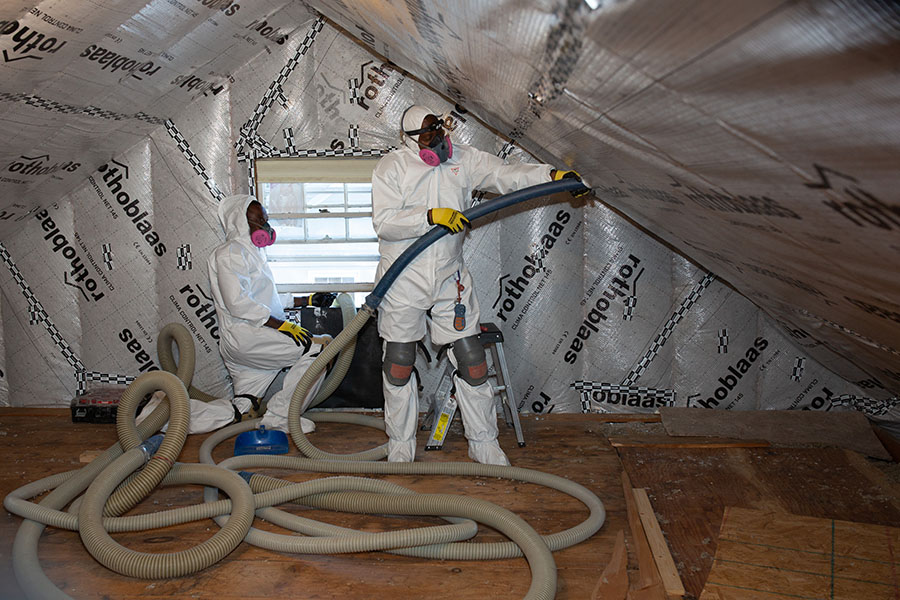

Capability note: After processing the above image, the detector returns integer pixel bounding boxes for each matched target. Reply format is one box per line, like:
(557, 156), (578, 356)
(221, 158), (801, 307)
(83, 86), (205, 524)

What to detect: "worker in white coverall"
(372, 105), (586, 464)
(207, 194), (331, 434)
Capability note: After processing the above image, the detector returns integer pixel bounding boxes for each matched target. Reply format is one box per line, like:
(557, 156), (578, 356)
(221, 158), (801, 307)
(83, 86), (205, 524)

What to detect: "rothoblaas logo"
(6, 154), (80, 176)
(79, 45), (162, 79)
(564, 254), (641, 364)
(494, 209), (570, 323)
(119, 328), (159, 372)
(0, 21), (66, 62)
(193, 0), (239, 17)
(696, 337), (769, 409)
(97, 161), (167, 257)
(35, 209), (105, 302)
(179, 284), (219, 341)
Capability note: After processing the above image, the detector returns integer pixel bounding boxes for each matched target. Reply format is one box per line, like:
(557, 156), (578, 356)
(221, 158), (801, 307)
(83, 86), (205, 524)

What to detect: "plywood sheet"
(660, 408), (891, 460)
(0, 410), (627, 600)
(617, 446), (900, 598)
(700, 507), (900, 600)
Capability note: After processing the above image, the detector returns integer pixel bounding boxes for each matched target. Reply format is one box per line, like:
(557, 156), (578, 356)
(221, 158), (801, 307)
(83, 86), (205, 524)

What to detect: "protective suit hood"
(401, 105), (437, 153)
(218, 194), (255, 243)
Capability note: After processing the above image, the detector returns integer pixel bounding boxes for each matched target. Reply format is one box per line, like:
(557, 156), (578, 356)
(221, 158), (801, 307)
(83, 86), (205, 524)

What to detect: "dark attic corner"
(0, 1), (898, 599)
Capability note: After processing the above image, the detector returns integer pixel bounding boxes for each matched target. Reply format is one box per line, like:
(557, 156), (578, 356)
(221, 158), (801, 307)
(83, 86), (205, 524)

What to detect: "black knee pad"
(452, 335), (488, 386)
(383, 341), (417, 386)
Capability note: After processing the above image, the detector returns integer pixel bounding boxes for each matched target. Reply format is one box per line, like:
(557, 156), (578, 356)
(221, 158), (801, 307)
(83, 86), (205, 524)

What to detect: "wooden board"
(609, 436), (769, 449)
(659, 407), (891, 460)
(591, 529), (628, 600)
(597, 414), (662, 424)
(617, 446), (900, 598)
(622, 472), (663, 593)
(632, 488), (685, 598)
(700, 507), (900, 599)
(0, 409), (628, 600)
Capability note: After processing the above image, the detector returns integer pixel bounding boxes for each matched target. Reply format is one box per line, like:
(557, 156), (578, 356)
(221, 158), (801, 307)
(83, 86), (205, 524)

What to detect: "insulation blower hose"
(4, 177), (602, 600)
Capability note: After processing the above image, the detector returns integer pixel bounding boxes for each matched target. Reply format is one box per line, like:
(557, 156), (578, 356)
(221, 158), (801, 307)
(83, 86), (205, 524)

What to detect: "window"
(255, 158), (381, 302)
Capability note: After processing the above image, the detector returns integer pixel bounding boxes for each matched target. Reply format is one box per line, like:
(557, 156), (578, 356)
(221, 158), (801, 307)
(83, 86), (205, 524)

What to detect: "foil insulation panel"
(0, 1), (896, 430)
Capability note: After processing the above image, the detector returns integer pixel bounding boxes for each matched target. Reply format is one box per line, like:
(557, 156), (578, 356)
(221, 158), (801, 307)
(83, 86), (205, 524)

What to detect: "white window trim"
(254, 157), (380, 186)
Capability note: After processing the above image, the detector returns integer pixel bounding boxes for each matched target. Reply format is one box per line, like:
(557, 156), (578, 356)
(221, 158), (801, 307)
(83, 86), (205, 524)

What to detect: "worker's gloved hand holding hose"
(551, 169), (590, 198)
(367, 177), (588, 308)
(427, 207), (471, 233)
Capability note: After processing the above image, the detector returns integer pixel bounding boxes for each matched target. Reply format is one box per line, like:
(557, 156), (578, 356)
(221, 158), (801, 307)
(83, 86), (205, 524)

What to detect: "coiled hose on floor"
(4, 177), (601, 600)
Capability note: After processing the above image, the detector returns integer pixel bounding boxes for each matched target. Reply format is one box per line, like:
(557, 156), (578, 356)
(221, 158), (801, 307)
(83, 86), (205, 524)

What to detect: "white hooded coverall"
(371, 116), (552, 464)
(207, 194), (324, 433)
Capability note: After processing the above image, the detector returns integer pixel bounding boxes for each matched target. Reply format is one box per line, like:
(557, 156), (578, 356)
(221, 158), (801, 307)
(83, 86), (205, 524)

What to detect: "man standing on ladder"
(371, 104), (586, 464)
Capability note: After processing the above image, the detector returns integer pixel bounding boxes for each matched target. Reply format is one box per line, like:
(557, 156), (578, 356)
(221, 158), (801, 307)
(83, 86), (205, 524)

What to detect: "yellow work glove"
(428, 207), (470, 234)
(552, 169), (590, 198)
(277, 320), (312, 352)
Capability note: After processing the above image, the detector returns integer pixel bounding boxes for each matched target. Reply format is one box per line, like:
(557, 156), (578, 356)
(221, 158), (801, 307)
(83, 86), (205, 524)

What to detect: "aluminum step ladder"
(423, 323), (525, 450)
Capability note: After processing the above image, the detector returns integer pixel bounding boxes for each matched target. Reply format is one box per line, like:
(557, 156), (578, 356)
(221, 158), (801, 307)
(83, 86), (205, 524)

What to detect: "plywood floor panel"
(0, 410), (625, 600)
(3, 410), (898, 600)
(617, 446), (900, 599)
(699, 507), (900, 600)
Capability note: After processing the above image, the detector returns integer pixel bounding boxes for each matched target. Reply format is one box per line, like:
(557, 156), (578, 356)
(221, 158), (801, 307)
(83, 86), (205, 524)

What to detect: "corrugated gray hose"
(5, 180), (604, 600)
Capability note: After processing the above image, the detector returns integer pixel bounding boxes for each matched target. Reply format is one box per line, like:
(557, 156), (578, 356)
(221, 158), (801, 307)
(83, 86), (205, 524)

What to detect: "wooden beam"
(609, 436), (769, 449)
(622, 471), (666, 598)
(591, 529), (628, 600)
(595, 414), (662, 423)
(632, 488), (685, 599)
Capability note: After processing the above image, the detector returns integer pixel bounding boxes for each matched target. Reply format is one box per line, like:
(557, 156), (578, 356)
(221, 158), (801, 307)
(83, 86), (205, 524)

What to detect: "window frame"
(254, 157), (381, 294)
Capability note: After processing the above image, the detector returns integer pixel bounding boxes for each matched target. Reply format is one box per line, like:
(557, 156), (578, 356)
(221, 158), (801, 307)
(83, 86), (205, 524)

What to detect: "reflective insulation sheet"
(0, 1), (896, 430)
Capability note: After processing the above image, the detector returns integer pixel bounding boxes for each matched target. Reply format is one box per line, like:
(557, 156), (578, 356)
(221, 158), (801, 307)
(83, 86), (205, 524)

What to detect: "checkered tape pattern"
(102, 243), (113, 270)
(530, 244), (548, 273)
(76, 371), (136, 395)
(235, 18), (324, 158)
(247, 150), (257, 191)
(177, 244), (192, 270)
(241, 147), (394, 161)
(0, 92), (166, 125)
(621, 272), (716, 386)
(283, 128), (296, 154)
(247, 133), (279, 157)
(624, 267), (644, 321)
(718, 328), (729, 353)
(624, 296), (637, 321)
(0, 242), (84, 372)
(791, 357), (806, 381)
(234, 19), (400, 191)
(348, 77), (360, 104)
(165, 119), (225, 202)
(831, 394), (899, 417)
(570, 380), (676, 414)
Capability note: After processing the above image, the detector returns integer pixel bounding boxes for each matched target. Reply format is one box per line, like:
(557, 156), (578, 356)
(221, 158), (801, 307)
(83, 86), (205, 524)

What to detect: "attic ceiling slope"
(309, 0), (900, 401)
(0, 0), (316, 233)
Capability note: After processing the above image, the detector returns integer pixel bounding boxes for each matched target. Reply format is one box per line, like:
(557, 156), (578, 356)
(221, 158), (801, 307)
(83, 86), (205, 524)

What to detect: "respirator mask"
(402, 107), (453, 167)
(249, 221), (276, 247)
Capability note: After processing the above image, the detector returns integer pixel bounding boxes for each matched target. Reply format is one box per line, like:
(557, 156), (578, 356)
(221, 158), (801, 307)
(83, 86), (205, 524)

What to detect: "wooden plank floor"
(618, 445), (900, 598)
(0, 410), (626, 600)
(1, 409), (897, 600)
